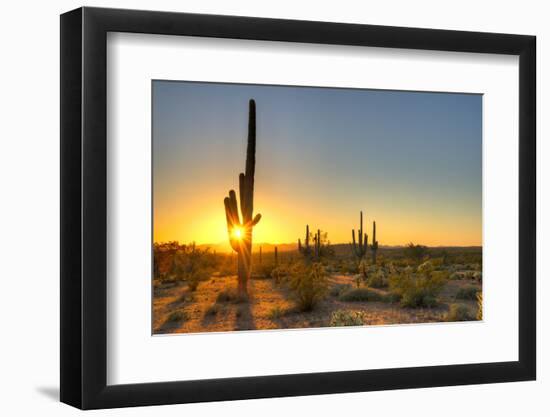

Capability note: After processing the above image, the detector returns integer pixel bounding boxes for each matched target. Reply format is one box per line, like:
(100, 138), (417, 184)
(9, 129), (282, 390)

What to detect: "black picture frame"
(60, 6), (536, 410)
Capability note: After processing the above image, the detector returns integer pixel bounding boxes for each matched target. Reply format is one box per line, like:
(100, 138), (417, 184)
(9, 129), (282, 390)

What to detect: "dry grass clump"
(267, 305), (286, 320)
(477, 292), (483, 320)
(330, 310), (365, 327)
(447, 304), (474, 322)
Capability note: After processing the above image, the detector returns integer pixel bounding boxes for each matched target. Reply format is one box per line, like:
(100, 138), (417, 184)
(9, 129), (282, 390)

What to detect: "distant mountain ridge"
(195, 241), (481, 254)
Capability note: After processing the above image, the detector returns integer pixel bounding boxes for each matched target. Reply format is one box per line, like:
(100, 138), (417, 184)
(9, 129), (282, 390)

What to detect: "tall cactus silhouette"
(314, 229), (321, 260)
(298, 224), (312, 257)
(351, 211), (368, 259)
(371, 221), (379, 264)
(224, 99), (261, 298)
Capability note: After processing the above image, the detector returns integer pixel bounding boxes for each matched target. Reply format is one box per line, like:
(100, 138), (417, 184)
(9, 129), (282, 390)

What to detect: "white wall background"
(0, 0), (546, 415)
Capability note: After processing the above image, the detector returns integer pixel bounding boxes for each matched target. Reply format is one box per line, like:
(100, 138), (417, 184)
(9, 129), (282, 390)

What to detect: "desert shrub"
(217, 260), (235, 277)
(187, 269), (209, 291)
(167, 310), (188, 322)
(339, 288), (381, 302)
(447, 304), (474, 322)
(330, 310), (365, 327)
(267, 305), (285, 320)
(449, 272), (461, 280)
(455, 286), (479, 300)
(367, 269), (387, 288)
(289, 262), (329, 311)
(383, 292), (402, 303)
(477, 292), (483, 320)
(473, 271), (482, 283)
(254, 262), (277, 279)
(429, 257), (445, 267)
(167, 243), (214, 290)
(389, 262), (447, 308)
(405, 243), (429, 263)
(271, 265), (289, 285)
(329, 283), (352, 297)
(339, 259), (358, 274)
(358, 259), (369, 278)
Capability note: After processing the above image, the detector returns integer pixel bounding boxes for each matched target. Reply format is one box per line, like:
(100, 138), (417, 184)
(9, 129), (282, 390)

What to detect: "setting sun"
(232, 227), (243, 240)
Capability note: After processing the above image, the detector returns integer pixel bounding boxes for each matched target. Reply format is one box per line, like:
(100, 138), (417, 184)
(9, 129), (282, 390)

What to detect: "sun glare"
(232, 227), (243, 240)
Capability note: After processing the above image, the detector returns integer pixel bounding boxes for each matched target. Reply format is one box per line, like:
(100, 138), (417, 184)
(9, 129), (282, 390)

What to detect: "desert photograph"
(152, 81), (482, 335)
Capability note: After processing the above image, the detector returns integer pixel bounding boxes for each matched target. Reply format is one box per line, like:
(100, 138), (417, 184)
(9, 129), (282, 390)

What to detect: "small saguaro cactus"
(224, 99), (262, 298)
(351, 211), (368, 259)
(298, 224), (312, 257)
(371, 221), (379, 264)
(274, 246), (278, 266)
(314, 229), (321, 260)
(259, 246), (262, 265)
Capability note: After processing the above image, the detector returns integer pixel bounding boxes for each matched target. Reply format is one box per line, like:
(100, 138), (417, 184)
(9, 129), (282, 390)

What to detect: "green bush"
(339, 288), (382, 302)
(330, 310), (365, 327)
(455, 286), (479, 300)
(447, 304), (474, 322)
(389, 261), (447, 308)
(289, 262), (329, 311)
(329, 283), (352, 297)
(367, 269), (387, 288)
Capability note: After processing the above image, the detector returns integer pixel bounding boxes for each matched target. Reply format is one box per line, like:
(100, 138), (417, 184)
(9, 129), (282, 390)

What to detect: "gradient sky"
(153, 81), (482, 247)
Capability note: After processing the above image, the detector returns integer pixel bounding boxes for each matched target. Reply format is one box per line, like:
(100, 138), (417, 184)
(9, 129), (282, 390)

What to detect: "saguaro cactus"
(371, 221), (379, 264)
(314, 229), (321, 260)
(224, 99), (261, 298)
(259, 246), (262, 265)
(351, 211), (368, 259)
(274, 246), (278, 266)
(298, 224), (312, 257)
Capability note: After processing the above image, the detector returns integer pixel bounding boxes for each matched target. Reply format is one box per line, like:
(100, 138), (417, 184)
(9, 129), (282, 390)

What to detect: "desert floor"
(153, 274), (480, 334)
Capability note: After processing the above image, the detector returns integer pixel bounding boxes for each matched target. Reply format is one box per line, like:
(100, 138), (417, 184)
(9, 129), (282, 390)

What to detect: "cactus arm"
(224, 196), (240, 252)
(249, 213), (261, 227)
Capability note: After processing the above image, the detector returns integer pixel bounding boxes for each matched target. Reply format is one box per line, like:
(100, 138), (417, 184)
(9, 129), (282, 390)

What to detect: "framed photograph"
(60, 6), (536, 409)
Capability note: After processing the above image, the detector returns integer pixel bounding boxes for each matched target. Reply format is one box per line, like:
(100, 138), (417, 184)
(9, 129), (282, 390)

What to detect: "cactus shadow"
(234, 300), (256, 331)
